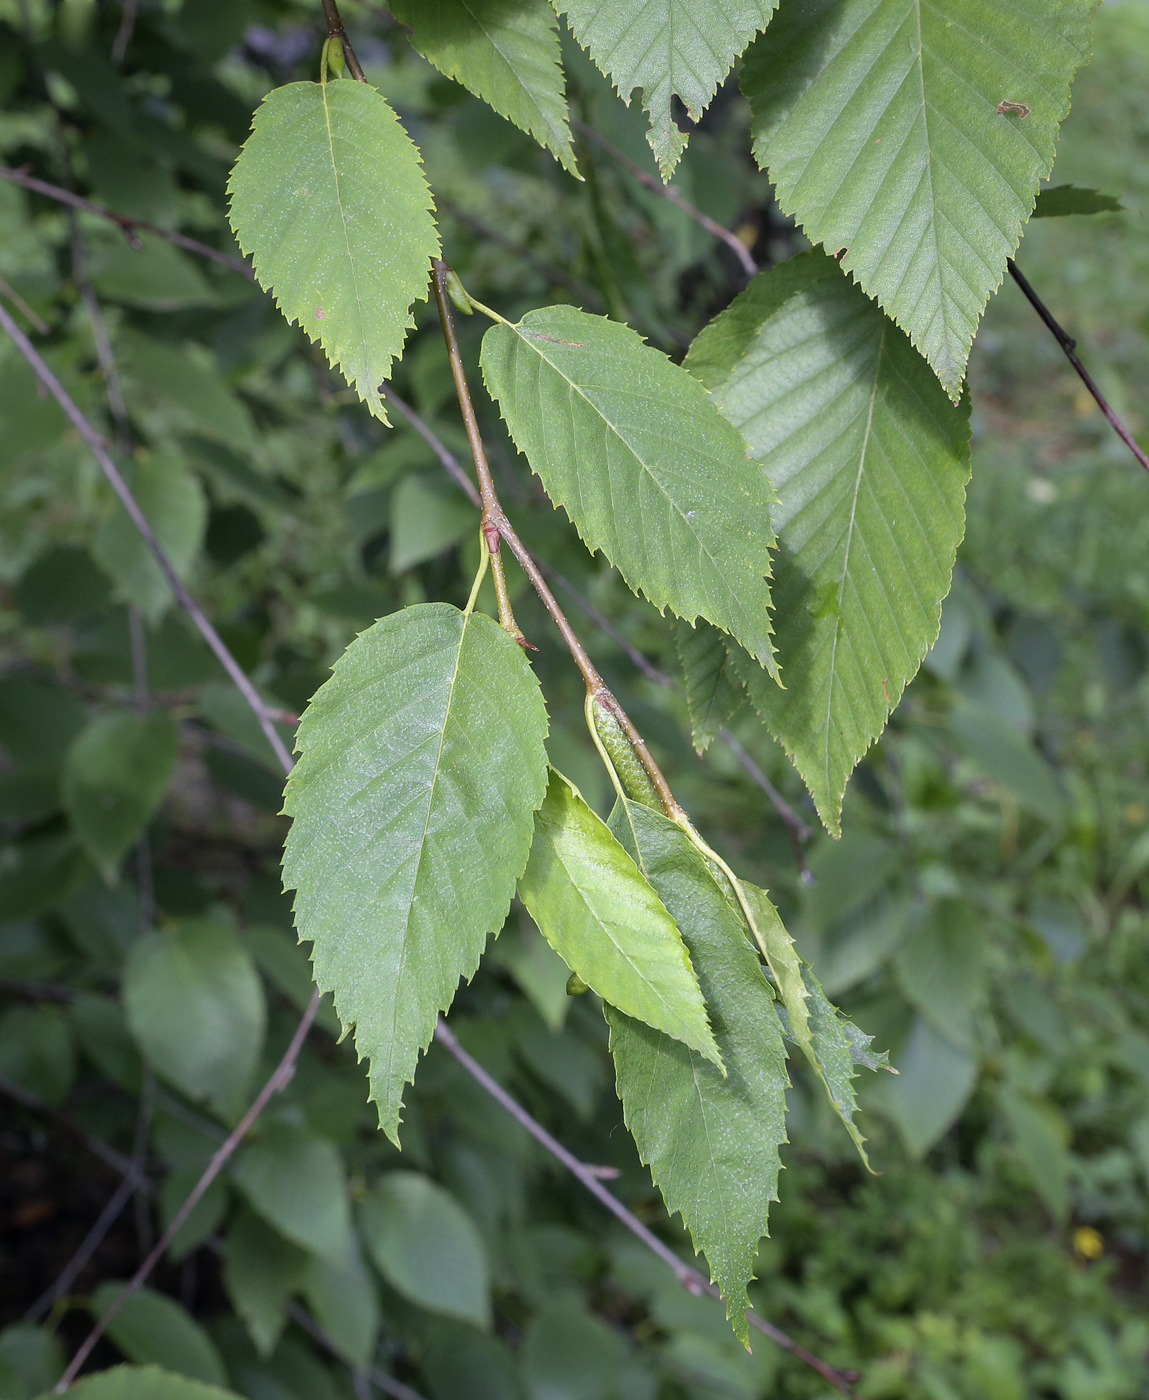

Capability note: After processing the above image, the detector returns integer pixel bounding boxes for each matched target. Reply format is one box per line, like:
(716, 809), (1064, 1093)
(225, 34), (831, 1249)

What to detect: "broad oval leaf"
(90, 1285), (227, 1388)
(222, 1209), (309, 1358)
(558, 0), (778, 176)
(741, 0), (1095, 396)
(481, 305), (779, 672)
(360, 1172), (491, 1329)
(391, 0), (577, 174)
(302, 1240), (380, 1368)
(687, 251), (970, 832)
(123, 920), (266, 1121)
(62, 710), (179, 880)
(35, 1368), (243, 1400)
(227, 79), (440, 421)
(232, 1124), (353, 1264)
(281, 602), (549, 1142)
(518, 768), (721, 1067)
(606, 798), (788, 1343)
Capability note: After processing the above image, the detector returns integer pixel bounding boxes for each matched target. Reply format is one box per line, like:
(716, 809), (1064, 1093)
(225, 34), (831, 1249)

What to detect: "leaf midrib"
(320, 84), (372, 394)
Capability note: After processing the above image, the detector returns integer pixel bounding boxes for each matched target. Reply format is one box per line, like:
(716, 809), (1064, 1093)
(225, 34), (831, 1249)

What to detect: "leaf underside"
(672, 619), (743, 753)
(519, 769), (722, 1066)
(687, 251), (970, 832)
(227, 80), (440, 422)
(282, 603), (549, 1142)
(741, 0), (1096, 397)
(480, 304), (779, 672)
(607, 798), (788, 1344)
(557, 0), (779, 176)
(391, 0), (578, 174)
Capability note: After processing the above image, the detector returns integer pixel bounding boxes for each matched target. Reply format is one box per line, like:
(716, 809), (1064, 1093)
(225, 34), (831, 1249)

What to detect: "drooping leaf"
(741, 0), (1095, 396)
(481, 305), (779, 671)
(687, 251), (970, 831)
(222, 1210), (309, 1358)
(301, 1240), (380, 1368)
(360, 1172), (491, 1329)
(999, 1087), (1070, 1220)
(232, 1125), (354, 1264)
(893, 899), (987, 1050)
(123, 921), (266, 1120)
(672, 619), (743, 752)
(35, 1367), (243, 1400)
(227, 79), (440, 421)
(606, 798), (788, 1342)
(739, 881), (812, 1064)
(885, 1014), (977, 1156)
(518, 768), (721, 1066)
(93, 456), (207, 624)
(390, 0), (577, 174)
(62, 711), (179, 880)
(557, 0), (778, 176)
(281, 602), (549, 1142)
(90, 1285), (227, 1388)
(948, 700), (1066, 818)
(1032, 184), (1124, 218)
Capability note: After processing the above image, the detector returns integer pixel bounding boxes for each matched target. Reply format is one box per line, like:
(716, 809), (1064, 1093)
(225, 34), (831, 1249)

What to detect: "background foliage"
(0, 1), (1148, 1397)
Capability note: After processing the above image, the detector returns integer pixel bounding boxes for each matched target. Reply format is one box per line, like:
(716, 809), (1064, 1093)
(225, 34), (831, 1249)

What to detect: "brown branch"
(574, 119), (758, 280)
(0, 272), (50, 332)
(0, 299), (295, 776)
(320, 0), (366, 81)
(1007, 259), (1149, 474)
(55, 991), (321, 1390)
(0, 166), (254, 279)
(433, 1021), (858, 1396)
(25, 1173), (138, 1321)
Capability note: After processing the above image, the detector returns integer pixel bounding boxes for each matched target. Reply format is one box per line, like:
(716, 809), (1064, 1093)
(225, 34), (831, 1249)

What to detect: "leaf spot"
(997, 99), (1031, 118)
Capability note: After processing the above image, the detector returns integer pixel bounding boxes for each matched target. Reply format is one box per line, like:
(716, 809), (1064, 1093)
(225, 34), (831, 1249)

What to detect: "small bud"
(445, 269), (474, 315)
(566, 971), (589, 996)
(328, 40), (347, 78)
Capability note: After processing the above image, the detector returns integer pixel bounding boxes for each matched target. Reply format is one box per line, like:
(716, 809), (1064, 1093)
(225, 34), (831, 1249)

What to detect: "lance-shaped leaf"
(673, 620), (743, 753)
(744, 881), (887, 1166)
(741, 0), (1095, 397)
(606, 798), (788, 1343)
(282, 603), (549, 1142)
(227, 80), (439, 422)
(391, 0), (577, 175)
(687, 251), (970, 832)
(481, 305), (779, 672)
(519, 769), (721, 1065)
(558, 0), (779, 177)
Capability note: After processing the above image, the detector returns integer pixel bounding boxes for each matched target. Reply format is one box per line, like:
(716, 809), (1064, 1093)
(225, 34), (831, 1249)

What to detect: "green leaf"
(301, 1240), (380, 1368)
(885, 1014), (977, 1156)
(893, 899), (986, 1050)
(1032, 183), (1124, 217)
(232, 1124), (353, 1264)
(739, 881), (813, 1064)
(360, 1171), (491, 1329)
(948, 700), (1066, 817)
(0, 675), (86, 770)
(62, 711), (178, 880)
(490, 913), (573, 1032)
(741, 0), (1095, 397)
(557, 0), (778, 177)
(672, 619), (743, 753)
(519, 768), (721, 1065)
(93, 455), (208, 624)
(389, 474), (474, 575)
(281, 602), (549, 1142)
(90, 1285), (227, 1388)
(222, 1210), (309, 1358)
(227, 80), (440, 422)
(119, 338), (257, 454)
(35, 1368), (243, 1400)
(999, 1088), (1070, 1220)
(606, 798), (788, 1342)
(687, 251), (970, 831)
(0, 1004), (74, 1107)
(390, 0), (577, 174)
(480, 305), (779, 671)
(123, 920), (266, 1120)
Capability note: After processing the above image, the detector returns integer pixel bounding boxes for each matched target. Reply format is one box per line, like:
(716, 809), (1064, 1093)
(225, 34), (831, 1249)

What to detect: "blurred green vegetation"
(0, 1), (1147, 1397)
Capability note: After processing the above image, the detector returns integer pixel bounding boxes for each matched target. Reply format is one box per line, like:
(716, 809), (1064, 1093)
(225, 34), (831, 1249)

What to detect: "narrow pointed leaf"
(391, 0), (577, 174)
(606, 798), (788, 1342)
(687, 251), (970, 832)
(740, 880), (813, 1064)
(673, 620), (743, 753)
(741, 0), (1095, 396)
(282, 603), (549, 1142)
(557, 0), (779, 176)
(519, 769), (721, 1066)
(227, 80), (439, 422)
(481, 305), (779, 671)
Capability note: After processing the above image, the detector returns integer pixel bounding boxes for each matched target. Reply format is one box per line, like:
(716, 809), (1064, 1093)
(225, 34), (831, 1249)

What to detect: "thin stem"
(0, 300), (295, 777)
(110, 0), (138, 64)
(55, 992), (321, 1390)
(573, 118), (758, 281)
(320, 0), (366, 81)
(25, 1174), (136, 1321)
(1007, 259), (1149, 473)
(0, 272), (50, 333)
(433, 1021), (858, 1396)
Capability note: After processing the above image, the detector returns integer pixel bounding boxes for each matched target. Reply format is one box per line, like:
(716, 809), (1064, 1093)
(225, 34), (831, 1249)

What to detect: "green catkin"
(592, 703), (661, 810)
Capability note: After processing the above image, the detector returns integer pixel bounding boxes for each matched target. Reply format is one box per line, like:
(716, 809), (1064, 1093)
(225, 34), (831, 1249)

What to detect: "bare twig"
(433, 1021), (858, 1396)
(25, 1174), (137, 1321)
(574, 119), (758, 280)
(0, 271), (50, 332)
(0, 166), (254, 279)
(1007, 259), (1149, 473)
(288, 1305), (429, 1400)
(111, 0), (139, 64)
(55, 992), (321, 1390)
(0, 300), (294, 775)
